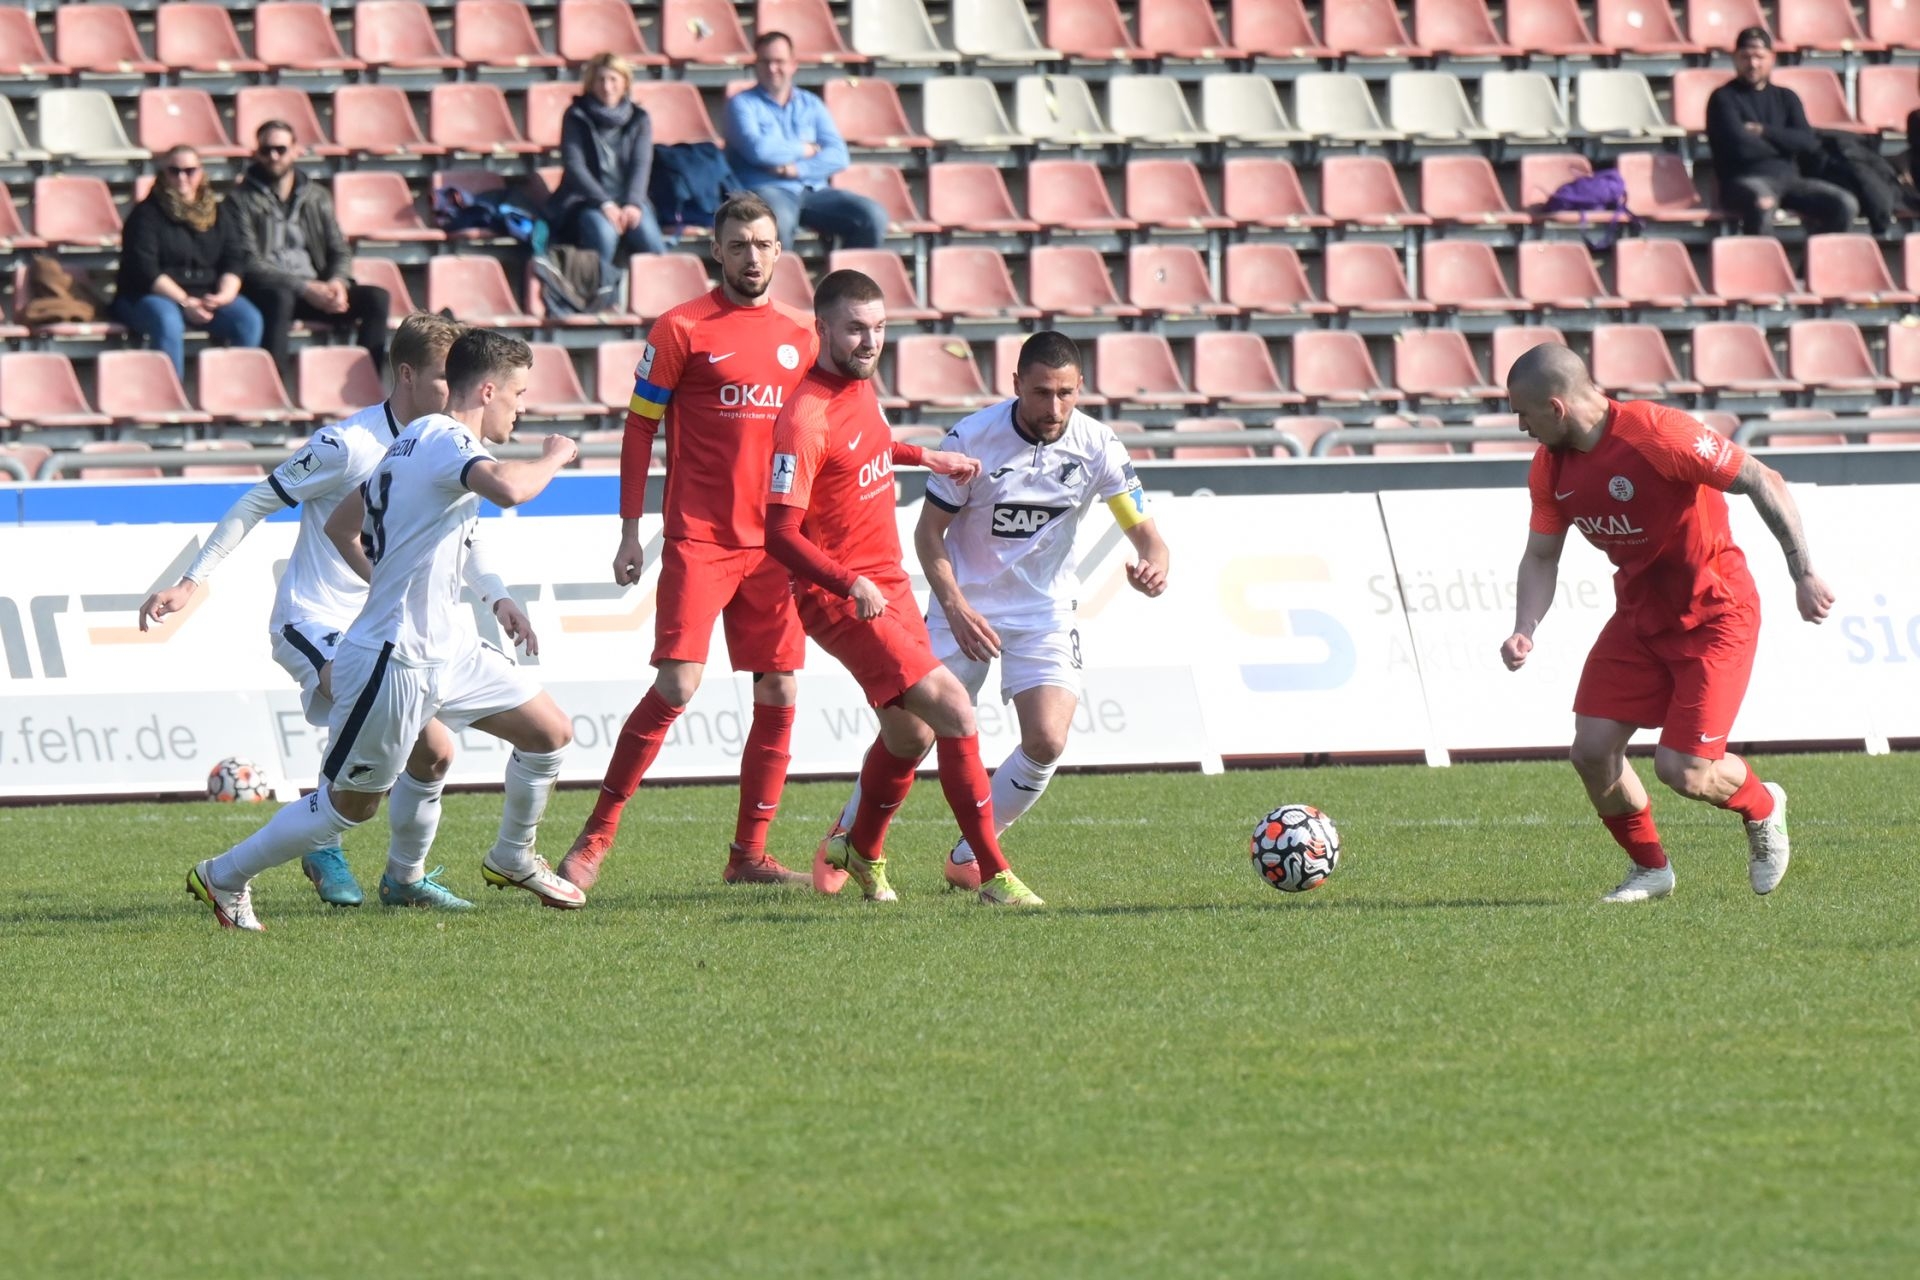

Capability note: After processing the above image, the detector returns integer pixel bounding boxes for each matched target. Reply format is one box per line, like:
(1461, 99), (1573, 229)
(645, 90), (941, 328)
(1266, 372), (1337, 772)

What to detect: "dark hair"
(254, 119), (296, 145)
(753, 30), (793, 58)
(1733, 25), (1772, 51)
(713, 191), (778, 240)
(1015, 331), (1083, 377)
(446, 328), (533, 396)
(813, 269), (885, 316)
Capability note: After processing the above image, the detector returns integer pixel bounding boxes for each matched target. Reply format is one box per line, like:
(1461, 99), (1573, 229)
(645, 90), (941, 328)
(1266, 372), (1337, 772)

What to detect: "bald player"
(1500, 343), (1834, 903)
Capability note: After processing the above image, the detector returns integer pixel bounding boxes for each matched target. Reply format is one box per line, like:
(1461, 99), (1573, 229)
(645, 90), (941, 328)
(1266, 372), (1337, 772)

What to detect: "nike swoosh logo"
(707, 352), (733, 363)
(1699, 733), (1726, 743)
(975, 798), (990, 808)
(1554, 490), (1576, 500)
(755, 802), (777, 810)
(847, 433), (862, 451)
(879, 801), (902, 810)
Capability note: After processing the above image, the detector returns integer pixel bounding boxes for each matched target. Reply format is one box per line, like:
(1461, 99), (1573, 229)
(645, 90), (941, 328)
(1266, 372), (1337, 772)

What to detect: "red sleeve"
(1526, 447), (1568, 535)
(1626, 401), (1746, 492)
(768, 392), (827, 510)
(890, 441), (925, 467)
(617, 314), (690, 520)
(765, 505), (858, 597)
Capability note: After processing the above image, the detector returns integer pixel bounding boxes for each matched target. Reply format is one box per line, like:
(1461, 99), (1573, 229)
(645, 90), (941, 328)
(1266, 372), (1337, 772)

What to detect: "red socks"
(1719, 757), (1776, 823)
(732, 702), (795, 856)
(587, 688), (681, 831)
(1601, 806), (1668, 870)
(936, 735), (1009, 878)
(849, 739), (918, 859)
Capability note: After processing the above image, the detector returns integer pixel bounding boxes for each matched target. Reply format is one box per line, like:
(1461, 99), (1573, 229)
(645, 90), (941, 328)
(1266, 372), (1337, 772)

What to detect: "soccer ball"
(1250, 804), (1341, 893)
(207, 757), (273, 803)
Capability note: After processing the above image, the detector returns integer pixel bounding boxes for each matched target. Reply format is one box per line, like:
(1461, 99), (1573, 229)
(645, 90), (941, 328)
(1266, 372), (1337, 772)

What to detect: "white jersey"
(265, 401), (401, 632)
(923, 400), (1145, 629)
(341, 413), (494, 666)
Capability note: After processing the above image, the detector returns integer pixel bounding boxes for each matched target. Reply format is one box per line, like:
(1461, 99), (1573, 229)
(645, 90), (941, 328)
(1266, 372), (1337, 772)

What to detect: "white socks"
(208, 786), (362, 890)
(490, 747), (565, 872)
(953, 746), (1056, 864)
(384, 771), (445, 886)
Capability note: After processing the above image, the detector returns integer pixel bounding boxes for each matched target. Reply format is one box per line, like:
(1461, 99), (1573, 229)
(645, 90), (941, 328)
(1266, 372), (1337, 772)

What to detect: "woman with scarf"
(548, 53), (667, 281)
(112, 146), (264, 379)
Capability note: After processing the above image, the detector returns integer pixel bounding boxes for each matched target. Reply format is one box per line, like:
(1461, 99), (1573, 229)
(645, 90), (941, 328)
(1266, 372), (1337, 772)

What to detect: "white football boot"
(1744, 783), (1790, 895)
(187, 860), (265, 932)
(480, 852), (587, 909)
(1602, 862), (1676, 904)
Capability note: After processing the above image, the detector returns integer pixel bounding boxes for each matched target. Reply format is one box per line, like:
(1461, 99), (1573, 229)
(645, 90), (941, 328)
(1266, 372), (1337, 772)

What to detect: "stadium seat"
(54, 6), (165, 75)
(1575, 70), (1684, 140)
(431, 84), (540, 156)
(1225, 243), (1336, 317)
(1669, 67), (1721, 136)
(179, 440), (267, 479)
(1414, 0), (1520, 56)
(1754, 408), (1846, 449)
(139, 88), (247, 159)
(1222, 158), (1328, 229)
(594, 340), (652, 412)
(1422, 240), (1532, 313)
(334, 85), (445, 157)
(1232, 0), (1331, 57)
(0, 99), (46, 163)
(1688, 0), (1782, 49)
(1421, 156), (1531, 225)
(1047, 0), (1150, 60)
(1490, 325), (1567, 384)
(1692, 323), (1804, 395)
(1141, 0), (1246, 58)
(1106, 75), (1215, 145)
(1806, 234), (1919, 306)
(1094, 334), (1208, 408)
(1293, 73), (1403, 144)
(849, 0), (958, 64)
(1478, 70), (1572, 140)
(1106, 418), (1156, 459)
(1507, 0), (1610, 54)
(196, 349), (313, 425)
(1326, 243), (1437, 315)
(931, 246), (1038, 320)
(298, 347), (386, 418)
(156, 5), (267, 75)
(31, 176), (121, 248)
(660, 0), (752, 65)
(769, 254), (815, 314)
(38, 90), (150, 164)
(254, 4), (366, 73)
(0, 353), (112, 429)
(1614, 239), (1724, 308)
(1591, 324), (1706, 396)
(1596, 0), (1704, 52)
(893, 334), (993, 408)
(1858, 66), (1920, 135)
(1518, 242), (1629, 310)
(1015, 74), (1123, 145)
(0, 8), (69, 77)
(525, 81), (576, 150)
(1319, 156), (1432, 228)
(354, 1), (464, 70)
(75, 442), (162, 481)
(823, 79), (929, 149)
(1326, 0), (1429, 56)
(952, 0), (1060, 61)
(333, 172), (445, 243)
(1270, 415), (1344, 457)
(1291, 332), (1403, 404)
(455, 0), (566, 69)
(350, 256), (420, 315)
(1028, 245), (1143, 319)
(1518, 153), (1594, 210)
(237, 86), (344, 158)
(761, 0), (866, 65)
(428, 256), (537, 327)
(1889, 319), (1920, 382)
(1781, 0), (1884, 50)
(632, 82), (724, 147)
(1394, 330), (1503, 403)
(1200, 74), (1308, 144)
(1870, 0), (1920, 45)
(1169, 418), (1256, 460)
(927, 163), (1040, 233)
(96, 350), (211, 427)
(0, 443), (51, 480)
(833, 249), (937, 321)
(1789, 320), (1899, 392)
(920, 77), (1025, 149)
(1128, 246), (1236, 317)
(1367, 415), (1455, 457)
(1865, 403), (1920, 445)
(1616, 152), (1715, 223)
(1772, 67), (1873, 133)
(833, 165), (938, 235)
(630, 253), (713, 321)
(557, 0), (666, 65)
(572, 427), (626, 470)
(1388, 71), (1495, 141)
(1191, 333), (1303, 408)
(0, 186), (45, 252)
(1125, 158), (1233, 230)
(1906, 234), (1920, 294)
(1028, 159), (1137, 231)
(522, 345), (604, 420)
(1712, 237), (1820, 308)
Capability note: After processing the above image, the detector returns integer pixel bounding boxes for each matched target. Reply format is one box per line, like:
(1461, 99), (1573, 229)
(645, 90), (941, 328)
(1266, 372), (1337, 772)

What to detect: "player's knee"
(532, 715), (574, 754)
(752, 671), (798, 707)
(1022, 730), (1068, 765)
(1568, 738), (1618, 781)
(328, 786), (382, 824)
(653, 665), (700, 708)
(1654, 753), (1714, 800)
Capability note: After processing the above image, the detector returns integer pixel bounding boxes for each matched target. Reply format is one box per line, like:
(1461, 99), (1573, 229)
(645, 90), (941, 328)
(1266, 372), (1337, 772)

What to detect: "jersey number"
(361, 472), (394, 564)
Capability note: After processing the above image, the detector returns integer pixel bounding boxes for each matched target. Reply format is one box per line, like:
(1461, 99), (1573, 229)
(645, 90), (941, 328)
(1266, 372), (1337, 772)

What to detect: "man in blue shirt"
(723, 30), (888, 251)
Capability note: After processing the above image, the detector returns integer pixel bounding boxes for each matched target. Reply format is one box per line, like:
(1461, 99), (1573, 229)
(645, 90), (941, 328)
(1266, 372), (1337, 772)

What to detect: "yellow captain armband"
(1106, 485), (1150, 530)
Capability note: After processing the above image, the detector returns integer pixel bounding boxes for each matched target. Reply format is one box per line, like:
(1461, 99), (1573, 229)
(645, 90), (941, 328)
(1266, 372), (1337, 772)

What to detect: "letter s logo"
(1221, 556), (1357, 692)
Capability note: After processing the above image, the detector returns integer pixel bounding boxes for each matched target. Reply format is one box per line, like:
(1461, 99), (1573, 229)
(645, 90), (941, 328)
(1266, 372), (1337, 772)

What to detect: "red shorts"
(653, 538), (806, 673)
(796, 578), (940, 708)
(1573, 602), (1760, 760)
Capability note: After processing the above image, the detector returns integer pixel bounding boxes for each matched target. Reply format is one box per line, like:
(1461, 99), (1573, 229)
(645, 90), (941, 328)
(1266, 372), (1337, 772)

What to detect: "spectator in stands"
(548, 52), (667, 278)
(723, 30), (886, 251)
(229, 121), (391, 376)
(1706, 27), (1857, 237)
(111, 145), (264, 379)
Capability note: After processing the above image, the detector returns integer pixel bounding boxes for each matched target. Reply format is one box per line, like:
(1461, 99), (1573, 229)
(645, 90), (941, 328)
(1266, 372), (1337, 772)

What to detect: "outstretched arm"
(138, 480), (287, 630)
(1122, 519), (1168, 597)
(1726, 454), (1834, 623)
(1502, 529), (1567, 671)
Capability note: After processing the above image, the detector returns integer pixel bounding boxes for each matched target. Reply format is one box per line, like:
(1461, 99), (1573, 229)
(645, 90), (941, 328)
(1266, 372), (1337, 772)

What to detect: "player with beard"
(558, 194), (820, 892)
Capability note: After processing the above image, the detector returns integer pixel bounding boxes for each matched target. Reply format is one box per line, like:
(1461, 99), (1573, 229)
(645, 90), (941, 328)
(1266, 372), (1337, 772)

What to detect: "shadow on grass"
(704, 895), (1568, 924)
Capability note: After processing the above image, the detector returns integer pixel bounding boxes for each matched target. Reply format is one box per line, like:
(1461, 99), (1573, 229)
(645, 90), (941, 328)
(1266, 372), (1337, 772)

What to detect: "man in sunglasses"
(227, 120), (391, 376)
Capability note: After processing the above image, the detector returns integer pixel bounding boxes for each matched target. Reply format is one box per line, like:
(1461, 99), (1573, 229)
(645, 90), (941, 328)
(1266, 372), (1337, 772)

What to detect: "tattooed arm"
(1726, 454), (1835, 623)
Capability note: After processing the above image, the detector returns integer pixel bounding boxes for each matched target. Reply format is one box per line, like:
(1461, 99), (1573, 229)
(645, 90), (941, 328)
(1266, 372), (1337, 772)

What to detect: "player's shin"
(385, 770), (445, 884)
(1600, 806), (1668, 869)
(493, 748), (566, 872)
(849, 738), (918, 859)
(954, 746), (1056, 864)
(732, 702), (795, 855)
(1717, 756), (1777, 822)
(589, 689), (682, 830)
(936, 735), (1009, 878)
(208, 786), (364, 889)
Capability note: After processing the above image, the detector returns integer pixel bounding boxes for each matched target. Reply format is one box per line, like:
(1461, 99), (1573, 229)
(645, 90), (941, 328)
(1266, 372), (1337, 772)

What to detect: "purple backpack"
(1542, 168), (1641, 250)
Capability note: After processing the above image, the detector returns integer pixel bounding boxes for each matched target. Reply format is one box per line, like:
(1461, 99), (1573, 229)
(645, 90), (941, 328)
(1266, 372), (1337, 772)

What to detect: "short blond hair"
(579, 52), (634, 96)
(390, 312), (465, 374)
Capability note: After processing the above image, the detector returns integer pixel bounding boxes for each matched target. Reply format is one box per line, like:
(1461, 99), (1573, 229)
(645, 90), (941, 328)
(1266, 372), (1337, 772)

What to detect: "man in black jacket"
(1706, 27), (1857, 237)
(228, 121), (390, 375)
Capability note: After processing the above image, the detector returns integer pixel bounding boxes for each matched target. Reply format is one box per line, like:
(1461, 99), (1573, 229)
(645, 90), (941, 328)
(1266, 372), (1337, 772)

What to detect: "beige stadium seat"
(0, 97), (48, 162)
(920, 77), (1025, 149)
(1388, 71), (1495, 141)
(1015, 74), (1124, 145)
(1200, 74), (1307, 143)
(1575, 70), (1684, 141)
(1478, 70), (1569, 141)
(952, 0), (1060, 61)
(37, 89), (150, 163)
(1292, 73), (1404, 144)
(1105, 74), (1215, 145)
(849, 0), (958, 64)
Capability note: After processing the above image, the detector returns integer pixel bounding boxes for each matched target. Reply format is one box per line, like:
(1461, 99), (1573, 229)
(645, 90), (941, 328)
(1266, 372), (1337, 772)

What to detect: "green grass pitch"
(4, 753), (1918, 1278)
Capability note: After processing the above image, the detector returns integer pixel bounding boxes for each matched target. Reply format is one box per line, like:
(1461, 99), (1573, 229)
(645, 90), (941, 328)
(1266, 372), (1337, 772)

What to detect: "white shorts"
(930, 618), (1084, 704)
(323, 638), (538, 793)
(270, 619), (351, 726)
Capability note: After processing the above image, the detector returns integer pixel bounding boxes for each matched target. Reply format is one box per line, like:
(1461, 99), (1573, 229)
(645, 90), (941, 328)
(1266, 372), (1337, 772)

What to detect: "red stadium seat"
(769, 254), (815, 314)
(1326, 0), (1429, 56)
(1393, 330), (1503, 402)
(1224, 243), (1336, 317)
(0, 187), (44, 252)
(1420, 155), (1530, 225)
(1191, 332), (1304, 408)
(1518, 242), (1629, 310)
(1125, 159), (1234, 229)
(595, 340), (652, 412)
(833, 165), (938, 234)
(1870, 0), (1920, 45)
(1692, 323), (1804, 395)
(156, 5), (266, 74)
(1518, 153), (1593, 211)
(139, 89), (247, 158)
(522, 345), (604, 419)
(1491, 325), (1567, 385)
(893, 334), (994, 409)
(1616, 152), (1716, 222)
(96, 350), (211, 427)
(1128, 246), (1236, 317)
(824, 78), (930, 149)
(1788, 320), (1899, 391)
(1888, 319), (1920, 382)
(1756, 408), (1845, 449)
(1140, 0), (1246, 58)
(0, 8), (69, 76)
(431, 84), (540, 156)
(1805, 233), (1919, 306)
(1320, 156), (1432, 228)
(1027, 159), (1138, 231)
(1290, 332), (1403, 403)
(1591, 324), (1706, 397)
(0, 353), (112, 428)
(1047, 0), (1151, 60)
(428, 256), (537, 327)
(198, 349), (314, 425)
(630, 254), (713, 321)
(255, 4), (366, 73)
(1506, 0), (1610, 55)
(1169, 418), (1255, 461)
(1780, 0), (1885, 50)
(831, 249), (937, 322)
(1669, 68), (1720, 135)
(1367, 415), (1454, 457)
(75, 442), (162, 480)
(1230, 0), (1330, 58)
(180, 440), (267, 479)
(632, 82), (723, 146)
(1326, 242), (1438, 315)
(298, 347), (387, 418)
(54, 6), (165, 75)
(32, 176), (121, 247)
(525, 81), (575, 150)
(1422, 241), (1531, 313)
(1094, 334), (1208, 407)
(929, 246), (1037, 319)
(1713, 237), (1820, 308)
(1222, 157), (1330, 229)
(1272, 415), (1344, 457)
(1029, 245), (1142, 319)
(333, 85), (446, 158)
(1687, 0), (1783, 51)
(237, 86), (345, 158)
(355, 1), (465, 70)
(350, 256), (420, 316)
(662, 0), (754, 65)
(431, 170), (507, 243)
(760, 0), (866, 64)
(333, 172), (446, 243)
(1614, 239), (1723, 308)
(455, 0), (566, 69)
(928, 163), (1040, 233)
(1413, 0), (1519, 57)
(558, 0), (666, 65)
(1858, 66), (1920, 134)
(1774, 67), (1873, 132)
(1596, 0), (1703, 53)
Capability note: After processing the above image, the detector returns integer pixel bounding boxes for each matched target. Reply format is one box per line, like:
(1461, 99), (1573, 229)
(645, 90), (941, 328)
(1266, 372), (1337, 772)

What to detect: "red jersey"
(767, 369), (908, 593)
(1528, 399), (1757, 633)
(618, 288), (817, 545)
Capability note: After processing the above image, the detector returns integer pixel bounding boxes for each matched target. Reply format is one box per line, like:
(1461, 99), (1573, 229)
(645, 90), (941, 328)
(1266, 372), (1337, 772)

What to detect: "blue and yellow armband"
(1106, 484), (1150, 530)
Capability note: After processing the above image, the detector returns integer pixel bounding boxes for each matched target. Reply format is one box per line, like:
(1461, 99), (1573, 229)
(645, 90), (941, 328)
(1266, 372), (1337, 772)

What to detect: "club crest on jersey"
(1058, 460), (1082, 484)
(1609, 475), (1635, 502)
(776, 343), (800, 370)
(770, 452), (796, 494)
(720, 383), (784, 408)
(991, 503), (1070, 538)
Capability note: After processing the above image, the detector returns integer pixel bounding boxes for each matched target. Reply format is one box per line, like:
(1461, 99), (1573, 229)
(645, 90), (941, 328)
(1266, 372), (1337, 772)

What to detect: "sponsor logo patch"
(770, 452), (796, 494)
(990, 503), (1070, 538)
